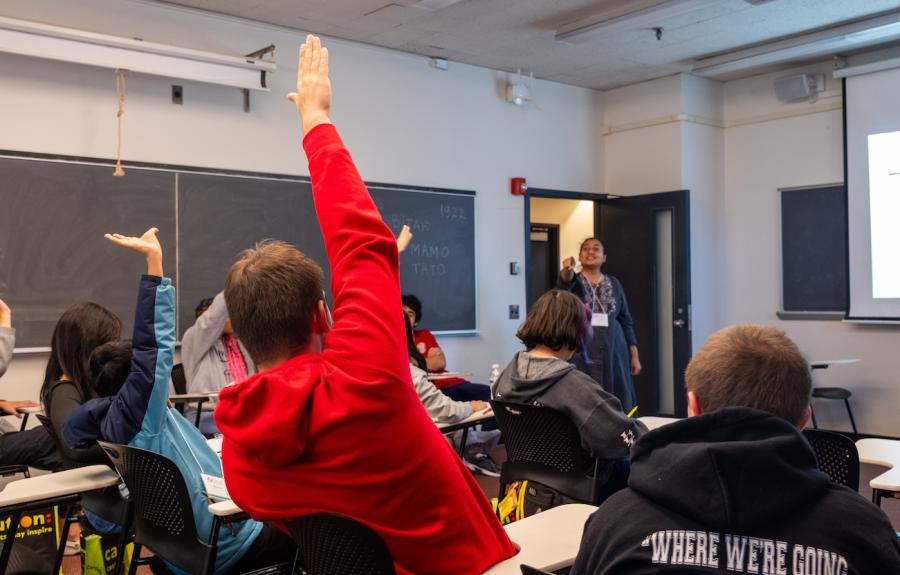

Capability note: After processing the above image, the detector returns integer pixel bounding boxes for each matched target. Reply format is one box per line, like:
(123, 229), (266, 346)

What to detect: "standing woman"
(558, 237), (641, 412)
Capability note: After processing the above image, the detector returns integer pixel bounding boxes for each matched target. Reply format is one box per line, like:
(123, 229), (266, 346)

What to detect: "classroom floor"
(55, 450), (900, 574)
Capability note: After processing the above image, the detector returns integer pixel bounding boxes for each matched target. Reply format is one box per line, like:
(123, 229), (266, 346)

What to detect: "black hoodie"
(570, 408), (900, 575)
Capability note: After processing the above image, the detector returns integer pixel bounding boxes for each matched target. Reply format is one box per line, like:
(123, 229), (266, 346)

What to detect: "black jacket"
(570, 408), (900, 575)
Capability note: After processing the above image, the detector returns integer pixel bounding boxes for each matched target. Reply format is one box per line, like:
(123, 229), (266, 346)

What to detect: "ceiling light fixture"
(555, 0), (721, 43)
(0, 16), (275, 91)
(692, 11), (900, 77)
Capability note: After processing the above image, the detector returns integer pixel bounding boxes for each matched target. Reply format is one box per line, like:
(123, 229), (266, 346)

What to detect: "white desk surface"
(855, 438), (900, 492)
(170, 392), (218, 401)
(207, 436), (223, 455)
(638, 416), (680, 431)
(15, 406), (42, 414)
(809, 359), (860, 369)
(426, 372), (473, 381)
(208, 498), (243, 517)
(0, 465), (120, 508)
(484, 503), (597, 574)
(437, 408), (494, 431)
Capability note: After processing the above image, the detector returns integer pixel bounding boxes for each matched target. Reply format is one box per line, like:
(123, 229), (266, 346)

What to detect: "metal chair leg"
(53, 505), (77, 575)
(810, 404), (818, 429)
(0, 510), (23, 572)
(843, 398), (858, 436)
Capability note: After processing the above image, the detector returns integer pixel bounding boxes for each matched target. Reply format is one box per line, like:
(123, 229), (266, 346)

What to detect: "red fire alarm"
(510, 177), (527, 196)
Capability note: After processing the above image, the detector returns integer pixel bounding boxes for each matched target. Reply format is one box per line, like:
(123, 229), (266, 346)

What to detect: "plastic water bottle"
(488, 363), (501, 385)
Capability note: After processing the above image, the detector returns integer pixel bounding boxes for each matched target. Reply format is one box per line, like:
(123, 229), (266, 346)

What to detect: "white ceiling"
(156, 0), (900, 89)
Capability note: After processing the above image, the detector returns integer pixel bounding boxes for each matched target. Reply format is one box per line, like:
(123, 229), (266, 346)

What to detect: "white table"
(809, 359), (861, 370)
(638, 416), (680, 431)
(0, 465), (121, 571)
(483, 503), (597, 574)
(855, 438), (900, 506)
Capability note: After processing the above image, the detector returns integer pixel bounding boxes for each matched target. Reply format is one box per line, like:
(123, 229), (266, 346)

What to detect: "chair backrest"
(285, 513), (396, 575)
(490, 400), (599, 503)
(97, 441), (214, 575)
(802, 429), (860, 491)
(171, 364), (188, 416)
(520, 565), (555, 575)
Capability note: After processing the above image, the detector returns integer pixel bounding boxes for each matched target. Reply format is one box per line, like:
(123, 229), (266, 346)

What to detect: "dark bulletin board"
(779, 184), (847, 317)
(1, 152), (476, 349)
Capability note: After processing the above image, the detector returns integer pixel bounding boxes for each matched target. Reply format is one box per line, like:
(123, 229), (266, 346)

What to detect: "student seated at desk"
(62, 227), (296, 574)
(570, 325), (900, 575)
(213, 35), (515, 575)
(492, 289), (645, 499)
(401, 293), (491, 403)
(181, 294), (255, 435)
(0, 297), (62, 471)
(405, 315), (501, 476)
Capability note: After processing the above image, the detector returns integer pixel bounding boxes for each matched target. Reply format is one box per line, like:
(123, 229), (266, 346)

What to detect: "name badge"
(201, 473), (231, 501)
(592, 313), (609, 327)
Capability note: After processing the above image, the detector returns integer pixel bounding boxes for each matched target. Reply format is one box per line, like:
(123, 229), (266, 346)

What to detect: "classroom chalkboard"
(780, 184), (847, 315)
(0, 152), (476, 349)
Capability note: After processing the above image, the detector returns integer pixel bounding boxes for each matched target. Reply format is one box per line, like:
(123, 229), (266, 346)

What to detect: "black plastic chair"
(98, 441), (293, 575)
(285, 513), (396, 575)
(803, 429), (860, 491)
(810, 387), (858, 436)
(169, 363), (207, 428)
(490, 400), (601, 506)
(36, 414), (132, 575)
(521, 566), (555, 575)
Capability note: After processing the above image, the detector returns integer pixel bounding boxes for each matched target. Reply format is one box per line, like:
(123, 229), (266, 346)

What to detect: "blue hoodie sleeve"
(62, 275), (176, 447)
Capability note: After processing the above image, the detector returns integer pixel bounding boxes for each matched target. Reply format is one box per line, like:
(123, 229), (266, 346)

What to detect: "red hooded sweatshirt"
(215, 124), (516, 575)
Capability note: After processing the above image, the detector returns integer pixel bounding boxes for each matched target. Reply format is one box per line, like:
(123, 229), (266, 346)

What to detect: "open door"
(599, 190), (691, 417)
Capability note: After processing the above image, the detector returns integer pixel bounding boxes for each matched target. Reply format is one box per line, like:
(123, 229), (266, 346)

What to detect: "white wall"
(529, 198), (595, 260)
(603, 74), (725, 350)
(0, 0), (603, 398)
(723, 64), (900, 437)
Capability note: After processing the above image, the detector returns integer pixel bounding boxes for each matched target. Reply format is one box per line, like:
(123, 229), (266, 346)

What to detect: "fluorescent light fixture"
(692, 11), (900, 77)
(0, 16), (275, 90)
(555, 0), (720, 43)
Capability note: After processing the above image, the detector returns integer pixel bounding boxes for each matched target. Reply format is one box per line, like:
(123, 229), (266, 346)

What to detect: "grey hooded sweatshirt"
(0, 327), (13, 378)
(492, 352), (645, 461)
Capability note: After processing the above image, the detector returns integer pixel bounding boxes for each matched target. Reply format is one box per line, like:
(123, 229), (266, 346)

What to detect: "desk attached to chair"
(855, 438), (900, 507)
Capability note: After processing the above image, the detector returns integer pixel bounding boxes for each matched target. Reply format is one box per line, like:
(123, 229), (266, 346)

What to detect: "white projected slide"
(867, 130), (900, 299)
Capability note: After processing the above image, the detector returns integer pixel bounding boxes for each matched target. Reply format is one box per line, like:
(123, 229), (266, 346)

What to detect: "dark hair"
(516, 290), (590, 352)
(685, 325), (812, 426)
(195, 297), (215, 319)
(401, 294), (422, 324)
(41, 302), (122, 412)
(89, 340), (133, 397)
(405, 313), (427, 370)
(225, 240), (324, 365)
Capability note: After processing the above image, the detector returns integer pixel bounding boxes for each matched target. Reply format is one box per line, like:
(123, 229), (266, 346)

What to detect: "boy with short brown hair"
(570, 325), (900, 575)
(214, 35), (515, 575)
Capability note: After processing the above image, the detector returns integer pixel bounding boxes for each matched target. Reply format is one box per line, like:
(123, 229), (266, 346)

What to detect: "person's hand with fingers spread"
(104, 227), (163, 277)
(0, 299), (10, 329)
(288, 34), (333, 137)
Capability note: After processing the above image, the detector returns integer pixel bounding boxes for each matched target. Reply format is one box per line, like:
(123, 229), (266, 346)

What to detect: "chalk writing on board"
(409, 243), (450, 259)
(412, 263), (447, 276)
(388, 214), (431, 232)
(440, 204), (467, 220)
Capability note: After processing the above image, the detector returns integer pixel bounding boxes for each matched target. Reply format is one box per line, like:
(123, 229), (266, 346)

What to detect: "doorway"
(530, 223), (560, 308)
(525, 189), (691, 417)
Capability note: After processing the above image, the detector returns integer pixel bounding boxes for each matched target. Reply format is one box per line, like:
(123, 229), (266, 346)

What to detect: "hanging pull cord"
(113, 69), (126, 177)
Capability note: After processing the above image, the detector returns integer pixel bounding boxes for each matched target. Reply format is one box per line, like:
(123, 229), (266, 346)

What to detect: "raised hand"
(396, 225), (413, 253)
(288, 34), (332, 136)
(560, 256), (576, 282)
(105, 227), (163, 277)
(0, 299), (9, 328)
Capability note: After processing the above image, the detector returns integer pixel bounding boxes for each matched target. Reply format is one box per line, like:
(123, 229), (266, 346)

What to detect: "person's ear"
(797, 405), (812, 430)
(314, 300), (332, 334)
(687, 391), (703, 417)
